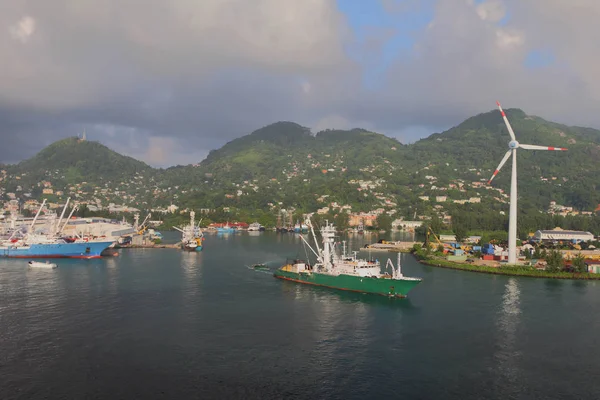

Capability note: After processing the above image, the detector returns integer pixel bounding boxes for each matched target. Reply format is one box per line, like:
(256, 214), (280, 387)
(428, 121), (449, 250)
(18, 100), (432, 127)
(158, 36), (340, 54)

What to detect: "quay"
(118, 243), (181, 249)
(362, 241), (417, 252)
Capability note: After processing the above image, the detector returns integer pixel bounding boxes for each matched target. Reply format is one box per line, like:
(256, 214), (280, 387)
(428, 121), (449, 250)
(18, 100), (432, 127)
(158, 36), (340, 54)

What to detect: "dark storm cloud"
(1, 0), (599, 166)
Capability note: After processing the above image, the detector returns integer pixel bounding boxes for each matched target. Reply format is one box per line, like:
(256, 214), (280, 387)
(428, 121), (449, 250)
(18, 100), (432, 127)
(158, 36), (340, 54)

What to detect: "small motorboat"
(250, 263), (270, 271)
(28, 260), (58, 269)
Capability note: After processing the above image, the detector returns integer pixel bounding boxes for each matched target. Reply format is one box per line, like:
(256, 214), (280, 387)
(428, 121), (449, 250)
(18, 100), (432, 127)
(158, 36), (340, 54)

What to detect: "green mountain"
(1, 110), (600, 233)
(11, 137), (151, 182)
(410, 109), (600, 209)
(1, 137), (154, 202)
(195, 122), (402, 180)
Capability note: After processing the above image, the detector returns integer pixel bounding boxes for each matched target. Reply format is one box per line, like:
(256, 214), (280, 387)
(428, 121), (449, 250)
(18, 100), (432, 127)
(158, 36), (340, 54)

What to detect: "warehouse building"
(533, 227), (594, 243)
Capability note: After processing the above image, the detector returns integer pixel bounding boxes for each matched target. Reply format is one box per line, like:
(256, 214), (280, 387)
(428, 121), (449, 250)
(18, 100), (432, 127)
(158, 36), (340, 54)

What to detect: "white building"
(533, 228), (594, 242)
(392, 220), (423, 230)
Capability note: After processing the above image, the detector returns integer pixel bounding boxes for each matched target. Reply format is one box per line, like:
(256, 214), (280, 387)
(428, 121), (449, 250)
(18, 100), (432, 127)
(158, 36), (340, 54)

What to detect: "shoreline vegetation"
(415, 256), (600, 280)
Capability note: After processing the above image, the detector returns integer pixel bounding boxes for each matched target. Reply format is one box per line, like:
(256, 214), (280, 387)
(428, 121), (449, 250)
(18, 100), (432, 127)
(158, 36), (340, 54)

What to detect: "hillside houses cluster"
(547, 201), (594, 217)
(2, 144), (599, 228)
(416, 169), (512, 206)
(0, 170), (163, 214)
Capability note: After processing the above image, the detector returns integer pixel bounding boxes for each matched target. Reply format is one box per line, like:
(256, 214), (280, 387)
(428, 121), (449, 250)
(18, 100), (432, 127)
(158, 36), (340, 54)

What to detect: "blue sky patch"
(336, 0), (435, 88)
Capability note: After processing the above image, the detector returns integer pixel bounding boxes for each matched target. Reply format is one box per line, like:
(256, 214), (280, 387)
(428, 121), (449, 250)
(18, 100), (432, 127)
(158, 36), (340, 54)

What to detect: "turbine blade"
(496, 101), (516, 141)
(488, 150), (512, 184)
(519, 144), (568, 151)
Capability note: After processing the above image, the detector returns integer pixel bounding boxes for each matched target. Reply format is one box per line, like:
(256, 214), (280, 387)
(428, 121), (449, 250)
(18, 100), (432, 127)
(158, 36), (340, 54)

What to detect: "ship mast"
(29, 199), (47, 232)
(58, 204), (78, 234)
(307, 217), (322, 262)
(133, 213), (140, 231)
(320, 220), (336, 273)
(55, 197), (71, 235)
(189, 211), (195, 232)
(386, 252), (403, 279)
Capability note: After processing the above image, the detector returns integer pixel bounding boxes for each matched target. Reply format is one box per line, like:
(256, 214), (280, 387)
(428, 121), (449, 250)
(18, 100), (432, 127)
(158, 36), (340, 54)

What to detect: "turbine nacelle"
(508, 140), (519, 149)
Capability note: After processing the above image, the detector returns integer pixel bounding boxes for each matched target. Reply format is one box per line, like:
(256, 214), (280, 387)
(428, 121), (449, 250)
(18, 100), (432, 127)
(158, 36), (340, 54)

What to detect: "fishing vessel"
(174, 211), (204, 251)
(357, 222), (365, 234)
(216, 223), (236, 234)
(293, 220), (308, 233)
(274, 219), (421, 298)
(248, 222), (265, 232)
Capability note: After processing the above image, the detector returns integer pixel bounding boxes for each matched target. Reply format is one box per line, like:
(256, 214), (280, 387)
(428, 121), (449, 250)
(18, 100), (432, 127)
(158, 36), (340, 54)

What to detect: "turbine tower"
(488, 102), (567, 264)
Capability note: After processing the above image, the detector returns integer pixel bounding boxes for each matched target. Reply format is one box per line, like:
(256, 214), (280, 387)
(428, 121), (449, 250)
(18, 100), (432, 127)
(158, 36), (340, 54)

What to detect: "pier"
(118, 243), (181, 250)
(362, 241), (417, 252)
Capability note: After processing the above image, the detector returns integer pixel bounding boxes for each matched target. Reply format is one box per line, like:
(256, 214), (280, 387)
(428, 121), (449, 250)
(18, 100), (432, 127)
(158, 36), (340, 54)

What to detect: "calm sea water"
(1, 232), (600, 399)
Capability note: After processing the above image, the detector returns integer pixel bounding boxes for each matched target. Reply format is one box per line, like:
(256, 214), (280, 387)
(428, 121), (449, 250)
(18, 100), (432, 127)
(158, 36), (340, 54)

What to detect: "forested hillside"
(2, 108), (600, 233)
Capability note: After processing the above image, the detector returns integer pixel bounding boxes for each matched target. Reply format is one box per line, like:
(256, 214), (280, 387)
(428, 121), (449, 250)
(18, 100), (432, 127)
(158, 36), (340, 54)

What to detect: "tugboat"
(174, 211), (204, 252)
(274, 218), (421, 298)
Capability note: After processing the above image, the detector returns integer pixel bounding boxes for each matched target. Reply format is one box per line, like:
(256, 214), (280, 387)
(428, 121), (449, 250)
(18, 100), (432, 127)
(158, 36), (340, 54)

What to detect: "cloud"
(0, 0), (353, 165)
(338, 0), (600, 133)
(476, 0), (506, 23)
(0, 0), (599, 166)
(125, 136), (205, 167)
(8, 16), (36, 43)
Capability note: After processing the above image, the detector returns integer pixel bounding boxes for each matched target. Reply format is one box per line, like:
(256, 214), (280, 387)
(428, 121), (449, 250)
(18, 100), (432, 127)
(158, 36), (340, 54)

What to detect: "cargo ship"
(0, 198), (114, 258)
(1, 238), (114, 259)
(274, 219), (421, 298)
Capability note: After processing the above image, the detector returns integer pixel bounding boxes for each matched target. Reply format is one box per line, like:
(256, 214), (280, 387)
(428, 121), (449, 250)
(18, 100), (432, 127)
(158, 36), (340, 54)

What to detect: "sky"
(1, 0), (599, 167)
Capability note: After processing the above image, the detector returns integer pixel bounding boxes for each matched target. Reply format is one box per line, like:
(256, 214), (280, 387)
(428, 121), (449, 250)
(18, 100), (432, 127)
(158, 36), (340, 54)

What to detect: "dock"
(118, 242), (181, 249)
(362, 241), (417, 252)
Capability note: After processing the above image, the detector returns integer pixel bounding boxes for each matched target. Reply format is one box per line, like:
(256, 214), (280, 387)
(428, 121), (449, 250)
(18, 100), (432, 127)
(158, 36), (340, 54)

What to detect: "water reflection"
(571, 280), (587, 293)
(104, 257), (118, 295)
(180, 251), (203, 282)
(279, 278), (416, 310)
(215, 232), (233, 239)
(493, 277), (522, 393)
(294, 286), (374, 392)
(544, 279), (564, 294)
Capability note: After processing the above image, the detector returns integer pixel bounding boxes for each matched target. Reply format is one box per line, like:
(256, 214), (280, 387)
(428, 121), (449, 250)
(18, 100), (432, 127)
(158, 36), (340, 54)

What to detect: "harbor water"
(1, 232), (599, 399)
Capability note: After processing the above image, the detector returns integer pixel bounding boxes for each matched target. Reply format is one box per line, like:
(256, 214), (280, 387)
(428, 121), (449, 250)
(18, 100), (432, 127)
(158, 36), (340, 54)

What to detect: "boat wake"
(249, 268), (272, 275)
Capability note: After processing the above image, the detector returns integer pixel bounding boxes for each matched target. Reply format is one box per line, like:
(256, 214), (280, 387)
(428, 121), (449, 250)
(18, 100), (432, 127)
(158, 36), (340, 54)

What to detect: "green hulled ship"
(274, 220), (421, 298)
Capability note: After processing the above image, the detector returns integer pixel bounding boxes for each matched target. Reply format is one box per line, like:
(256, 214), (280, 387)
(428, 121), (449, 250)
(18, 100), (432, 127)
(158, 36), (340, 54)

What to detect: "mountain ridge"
(1, 109), (599, 225)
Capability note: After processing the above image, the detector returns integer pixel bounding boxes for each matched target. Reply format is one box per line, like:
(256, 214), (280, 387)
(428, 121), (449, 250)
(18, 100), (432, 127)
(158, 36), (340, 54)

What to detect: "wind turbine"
(488, 102), (567, 264)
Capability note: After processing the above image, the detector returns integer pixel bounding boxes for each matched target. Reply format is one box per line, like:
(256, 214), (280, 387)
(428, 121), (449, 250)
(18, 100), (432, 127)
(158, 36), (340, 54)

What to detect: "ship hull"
(181, 242), (203, 252)
(274, 269), (420, 298)
(0, 241), (114, 259)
